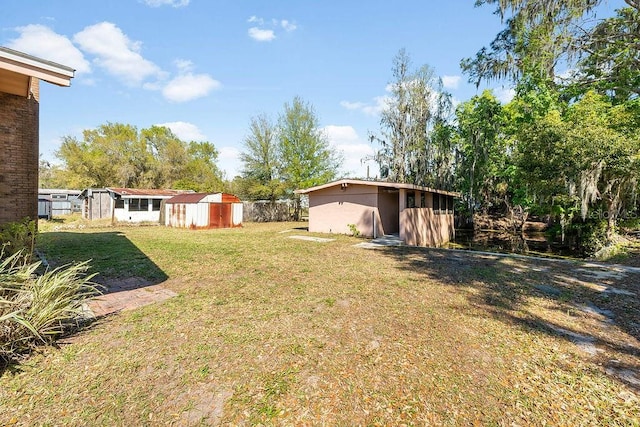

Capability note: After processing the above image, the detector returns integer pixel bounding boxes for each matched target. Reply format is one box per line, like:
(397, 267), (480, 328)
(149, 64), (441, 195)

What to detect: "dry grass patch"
(0, 222), (638, 425)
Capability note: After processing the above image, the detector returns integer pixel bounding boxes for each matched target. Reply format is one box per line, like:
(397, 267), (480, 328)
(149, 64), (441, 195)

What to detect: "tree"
(455, 90), (507, 214)
(462, 1), (640, 88)
(564, 91), (640, 239)
(570, 7), (640, 103)
(239, 114), (285, 201)
(56, 123), (144, 188)
(38, 158), (67, 189)
(370, 49), (454, 188)
(174, 141), (224, 192)
(55, 122), (223, 191)
(508, 85), (640, 241)
(278, 96), (341, 219)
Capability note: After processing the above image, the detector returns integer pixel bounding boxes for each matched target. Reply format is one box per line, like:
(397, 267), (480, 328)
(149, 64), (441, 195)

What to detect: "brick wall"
(0, 78), (40, 225)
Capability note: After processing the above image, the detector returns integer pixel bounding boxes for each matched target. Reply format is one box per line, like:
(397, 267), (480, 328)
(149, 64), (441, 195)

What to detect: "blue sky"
(1, 0), (625, 180)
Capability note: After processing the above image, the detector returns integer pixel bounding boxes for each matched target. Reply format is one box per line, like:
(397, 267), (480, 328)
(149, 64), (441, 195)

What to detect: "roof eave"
(296, 179), (461, 197)
(0, 46), (75, 87)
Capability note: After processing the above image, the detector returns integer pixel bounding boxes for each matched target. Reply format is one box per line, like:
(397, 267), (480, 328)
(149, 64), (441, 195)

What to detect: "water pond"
(448, 229), (583, 259)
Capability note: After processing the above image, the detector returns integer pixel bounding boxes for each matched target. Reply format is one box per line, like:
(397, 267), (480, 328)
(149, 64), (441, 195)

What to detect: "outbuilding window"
(406, 191), (416, 208)
(115, 199), (124, 209)
(152, 199), (162, 211)
(129, 198), (149, 212)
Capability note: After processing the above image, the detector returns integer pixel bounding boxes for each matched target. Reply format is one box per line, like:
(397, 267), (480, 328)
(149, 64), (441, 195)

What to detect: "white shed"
(165, 193), (242, 229)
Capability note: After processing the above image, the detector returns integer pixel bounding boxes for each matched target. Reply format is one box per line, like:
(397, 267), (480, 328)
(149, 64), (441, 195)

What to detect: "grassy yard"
(1, 221), (639, 425)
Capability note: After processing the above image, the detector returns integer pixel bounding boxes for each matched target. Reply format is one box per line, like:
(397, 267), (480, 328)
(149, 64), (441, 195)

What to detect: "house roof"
(78, 188), (110, 199)
(106, 187), (193, 198)
(166, 193), (242, 204)
(295, 179), (460, 197)
(39, 188), (81, 195)
(0, 46), (75, 97)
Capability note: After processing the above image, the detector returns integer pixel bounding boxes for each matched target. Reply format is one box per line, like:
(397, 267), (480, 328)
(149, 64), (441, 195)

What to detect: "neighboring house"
(296, 179), (460, 247)
(165, 193), (243, 229)
(107, 188), (192, 223)
(0, 47), (74, 226)
(78, 188), (112, 221)
(38, 189), (82, 216)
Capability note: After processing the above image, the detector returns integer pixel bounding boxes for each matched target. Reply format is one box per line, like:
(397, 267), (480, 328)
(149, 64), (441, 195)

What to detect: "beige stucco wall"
(308, 184), (384, 237)
(400, 208), (455, 247)
(377, 189), (399, 234)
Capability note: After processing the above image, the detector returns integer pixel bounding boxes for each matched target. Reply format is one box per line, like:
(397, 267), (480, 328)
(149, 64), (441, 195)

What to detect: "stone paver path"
(87, 277), (178, 317)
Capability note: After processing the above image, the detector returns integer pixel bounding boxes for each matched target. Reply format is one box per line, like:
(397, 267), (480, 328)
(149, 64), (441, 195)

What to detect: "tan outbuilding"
(296, 179), (459, 247)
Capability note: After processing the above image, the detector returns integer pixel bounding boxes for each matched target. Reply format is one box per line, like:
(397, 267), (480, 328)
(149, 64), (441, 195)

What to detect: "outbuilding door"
(209, 203), (232, 228)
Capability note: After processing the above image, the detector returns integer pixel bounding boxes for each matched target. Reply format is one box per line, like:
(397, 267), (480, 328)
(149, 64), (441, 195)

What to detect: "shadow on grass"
(374, 245), (640, 390)
(1, 231), (170, 375)
(37, 231), (168, 294)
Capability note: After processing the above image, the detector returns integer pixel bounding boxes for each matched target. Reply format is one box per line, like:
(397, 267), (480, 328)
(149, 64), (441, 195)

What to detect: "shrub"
(0, 251), (100, 363)
(572, 219), (609, 257)
(0, 219), (37, 262)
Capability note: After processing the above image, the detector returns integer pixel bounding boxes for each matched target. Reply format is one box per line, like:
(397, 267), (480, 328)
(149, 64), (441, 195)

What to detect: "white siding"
(166, 202), (210, 228)
(232, 203), (243, 226)
(114, 199), (162, 223)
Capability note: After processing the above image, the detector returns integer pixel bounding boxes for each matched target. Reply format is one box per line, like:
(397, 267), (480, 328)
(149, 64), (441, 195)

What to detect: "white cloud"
(248, 27), (276, 42)
(340, 96), (390, 117)
(441, 75), (461, 90)
(7, 24), (91, 74)
(156, 121), (206, 141)
(174, 58), (194, 73)
(73, 22), (164, 86)
(339, 101), (366, 111)
(218, 146), (242, 178)
(162, 73), (221, 102)
(323, 125), (359, 143)
(142, 0), (189, 7)
(247, 16), (296, 41)
(494, 87), (515, 104)
(322, 125), (377, 178)
(280, 20), (297, 32)
(219, 146), (240, 160)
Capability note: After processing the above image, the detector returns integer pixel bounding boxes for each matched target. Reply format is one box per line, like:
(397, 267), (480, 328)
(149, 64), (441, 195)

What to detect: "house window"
(407, 191), (416, 208)
(115, 199), (125, 209)
(129, 198), (149, 212)
(152, 199), (162, 211)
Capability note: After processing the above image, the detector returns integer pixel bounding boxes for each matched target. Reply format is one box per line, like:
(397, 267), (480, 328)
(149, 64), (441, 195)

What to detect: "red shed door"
(209, 203), (232, 228)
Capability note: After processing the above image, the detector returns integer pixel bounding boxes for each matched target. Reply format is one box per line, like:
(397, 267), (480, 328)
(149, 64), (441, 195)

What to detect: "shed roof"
(39, 188), (82, 195)
(166, 193), (208, 204)
(0, 46), (75, 97)
(166, 193), (242, 204)
(78, 188), (110, 199)
(295, 179), (460, 197)
(106, 188), (193, 197)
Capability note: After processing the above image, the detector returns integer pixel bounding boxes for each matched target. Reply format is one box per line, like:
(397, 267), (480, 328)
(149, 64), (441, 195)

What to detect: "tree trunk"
(293, 195), (301, 221)
(605, 192), (620, 243)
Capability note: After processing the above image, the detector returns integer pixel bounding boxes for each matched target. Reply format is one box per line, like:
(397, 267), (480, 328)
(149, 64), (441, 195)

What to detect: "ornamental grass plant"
(0, 251), (100, 363)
